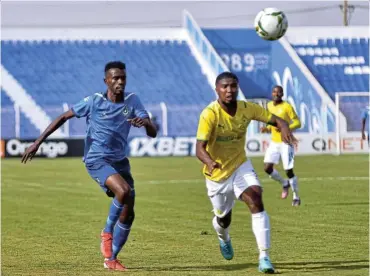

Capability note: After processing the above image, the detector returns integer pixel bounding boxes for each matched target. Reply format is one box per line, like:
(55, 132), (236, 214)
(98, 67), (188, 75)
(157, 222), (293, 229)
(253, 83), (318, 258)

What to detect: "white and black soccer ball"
(254, 8), (288, 41)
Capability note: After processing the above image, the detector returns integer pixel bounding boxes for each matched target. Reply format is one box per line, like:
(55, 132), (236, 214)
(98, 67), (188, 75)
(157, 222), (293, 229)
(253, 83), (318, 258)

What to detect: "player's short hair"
(273, 85), (283, 93)
(104, 61), (126, 74)
(215, 72), (239, 85)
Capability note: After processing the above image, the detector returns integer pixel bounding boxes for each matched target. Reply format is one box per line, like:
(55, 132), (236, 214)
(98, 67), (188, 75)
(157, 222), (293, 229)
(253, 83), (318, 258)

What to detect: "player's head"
(215, 72), (239, 105)
(104, 61), (126, 95)
(272, 85), (284, 103)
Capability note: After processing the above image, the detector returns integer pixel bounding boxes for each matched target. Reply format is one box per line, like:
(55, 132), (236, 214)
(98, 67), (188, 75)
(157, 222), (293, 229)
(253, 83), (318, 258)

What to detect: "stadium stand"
(293, 38), (369, 132)
(1, 31), (369, 138)
(292, 38), (369, 131)
(1, 40), (215, 138)
(292, 38), (369, 97)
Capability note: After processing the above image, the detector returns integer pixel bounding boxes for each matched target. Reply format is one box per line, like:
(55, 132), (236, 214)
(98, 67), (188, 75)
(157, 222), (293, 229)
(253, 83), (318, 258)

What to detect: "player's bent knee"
(120, 211), (135, 225)
(217, 213), (231, 228)
(105, 174), (131, 203)
(214, 209), (230, 219)
(249, 198), (264, 213)
(241, 186), (264, 213)
(264, 164), (273, 174)
(286, 169), (295, 178)
(119, 202), (135, 223)
(115, 189), (128, 203)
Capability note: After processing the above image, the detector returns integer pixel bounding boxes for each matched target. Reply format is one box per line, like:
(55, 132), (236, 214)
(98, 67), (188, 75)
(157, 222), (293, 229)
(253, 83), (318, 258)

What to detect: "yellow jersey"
(267, 101), (301, 143)
(197, 100), (272, 182)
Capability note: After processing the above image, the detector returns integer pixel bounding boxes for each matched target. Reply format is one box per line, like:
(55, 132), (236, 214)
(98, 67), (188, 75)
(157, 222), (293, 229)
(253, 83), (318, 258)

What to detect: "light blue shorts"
(85, 158), (135, 198)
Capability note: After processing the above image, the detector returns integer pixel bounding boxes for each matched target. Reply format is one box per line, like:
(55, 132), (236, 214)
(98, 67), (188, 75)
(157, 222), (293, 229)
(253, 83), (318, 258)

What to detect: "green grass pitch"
(2, 154), (369, 275)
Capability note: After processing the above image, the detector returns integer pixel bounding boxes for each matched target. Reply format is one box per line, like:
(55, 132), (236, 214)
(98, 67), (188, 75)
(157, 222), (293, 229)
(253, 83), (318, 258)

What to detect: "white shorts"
(206, 160), (261, 218)
(263, 141), (295, 170)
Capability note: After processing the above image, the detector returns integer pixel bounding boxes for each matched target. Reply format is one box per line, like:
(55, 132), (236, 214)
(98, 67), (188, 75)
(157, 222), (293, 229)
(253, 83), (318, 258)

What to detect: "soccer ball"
(254, 8), (288, 41)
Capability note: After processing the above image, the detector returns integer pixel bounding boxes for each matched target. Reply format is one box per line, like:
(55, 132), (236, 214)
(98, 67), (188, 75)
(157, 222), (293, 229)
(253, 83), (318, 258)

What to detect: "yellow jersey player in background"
(261, 85), (301, 206)
(196, 72), (296, 274)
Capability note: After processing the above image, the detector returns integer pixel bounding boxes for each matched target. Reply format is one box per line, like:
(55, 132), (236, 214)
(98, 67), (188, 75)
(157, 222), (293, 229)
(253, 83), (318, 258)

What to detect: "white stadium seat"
(344, 66), (354, 75)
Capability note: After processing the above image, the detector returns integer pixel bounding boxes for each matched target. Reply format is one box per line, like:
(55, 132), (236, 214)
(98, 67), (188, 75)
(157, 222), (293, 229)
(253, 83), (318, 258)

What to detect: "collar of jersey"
(217, 100), (239, 118)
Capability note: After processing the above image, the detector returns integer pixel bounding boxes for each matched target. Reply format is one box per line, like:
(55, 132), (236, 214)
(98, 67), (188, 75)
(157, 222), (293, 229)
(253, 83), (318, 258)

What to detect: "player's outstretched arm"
(268, 115), (297, 146)
(288, 105), (301, 131)
(196, 140), (221, 176)
(128, 117), (157, 138)
(289, 118), (301, 131)
(21, 110), (75, 164)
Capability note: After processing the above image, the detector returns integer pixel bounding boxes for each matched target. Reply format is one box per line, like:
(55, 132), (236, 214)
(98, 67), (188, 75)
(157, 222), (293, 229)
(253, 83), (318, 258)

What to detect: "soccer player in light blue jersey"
(361, 106), (370, 144)
(21, 61), (157, 271)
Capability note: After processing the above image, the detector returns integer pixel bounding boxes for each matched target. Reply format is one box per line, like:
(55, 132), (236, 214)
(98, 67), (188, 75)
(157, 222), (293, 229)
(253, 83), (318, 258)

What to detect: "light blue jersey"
(72, 92), (148, 164)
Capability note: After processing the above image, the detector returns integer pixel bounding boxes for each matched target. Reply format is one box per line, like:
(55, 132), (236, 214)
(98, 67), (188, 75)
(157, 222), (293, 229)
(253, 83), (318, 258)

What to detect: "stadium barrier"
(2, 133), (367, 158)
(1, 139), (84, 158)
(128, 134), (368, 156)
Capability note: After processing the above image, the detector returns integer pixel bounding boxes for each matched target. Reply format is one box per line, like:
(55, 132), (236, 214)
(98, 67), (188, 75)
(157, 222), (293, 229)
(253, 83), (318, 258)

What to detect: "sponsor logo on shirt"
(123, 106), (129, 115)
(216, 134), (244, 142)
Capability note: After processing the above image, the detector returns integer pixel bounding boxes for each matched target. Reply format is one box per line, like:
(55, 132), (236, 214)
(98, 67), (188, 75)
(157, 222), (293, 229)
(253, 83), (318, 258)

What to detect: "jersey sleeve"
(196, 108), (216, 141)
(249, 103), (272, 123)
(287, 104), (301, 130)
(71, 95), (93, 118)
(133, 95), (149, 119)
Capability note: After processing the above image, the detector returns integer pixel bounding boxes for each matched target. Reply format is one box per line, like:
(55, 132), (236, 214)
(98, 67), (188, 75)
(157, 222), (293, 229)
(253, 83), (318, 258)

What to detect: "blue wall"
(203, 28), (273, 99)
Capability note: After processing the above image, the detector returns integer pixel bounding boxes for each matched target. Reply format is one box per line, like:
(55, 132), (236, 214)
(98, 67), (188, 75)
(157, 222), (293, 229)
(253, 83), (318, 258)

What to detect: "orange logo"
(0, 140), (5, 158)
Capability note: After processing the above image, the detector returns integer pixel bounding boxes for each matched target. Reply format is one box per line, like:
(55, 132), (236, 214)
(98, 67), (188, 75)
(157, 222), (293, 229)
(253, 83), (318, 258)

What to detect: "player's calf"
(213, 213), (234, 260)
(285, 169), (300, 205)
(281, 180), (289, 199)
(101, 197), (125, 258)
(264, 164), (287, 194)
(110, 205), (135, 261)
(240, 187), (273, 267)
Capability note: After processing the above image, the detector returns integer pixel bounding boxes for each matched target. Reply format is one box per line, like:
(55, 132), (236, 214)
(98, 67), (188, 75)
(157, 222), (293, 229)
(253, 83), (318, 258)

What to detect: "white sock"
(252, 211), (270, 259)
(212, 216), (230, 242)
(269, 169), (286, 186)
(289, 176), (299, 199)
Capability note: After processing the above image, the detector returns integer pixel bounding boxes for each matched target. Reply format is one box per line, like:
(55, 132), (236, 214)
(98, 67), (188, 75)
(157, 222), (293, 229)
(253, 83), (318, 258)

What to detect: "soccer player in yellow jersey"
(261, 86), (301, 207)
(196, 72), (296, 274)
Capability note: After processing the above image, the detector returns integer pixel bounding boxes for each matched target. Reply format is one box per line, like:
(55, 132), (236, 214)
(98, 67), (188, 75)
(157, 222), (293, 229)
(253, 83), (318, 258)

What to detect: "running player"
(196, 72), (296, 274)
(21, 61), (157, 271)
(260, 85), (301, 206)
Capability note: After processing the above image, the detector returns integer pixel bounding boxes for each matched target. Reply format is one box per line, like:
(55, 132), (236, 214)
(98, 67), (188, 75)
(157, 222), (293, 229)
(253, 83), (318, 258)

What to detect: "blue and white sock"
(110, 221), (132, 260)
(103, 198), (124, 234)
(289, 176), (299, 200)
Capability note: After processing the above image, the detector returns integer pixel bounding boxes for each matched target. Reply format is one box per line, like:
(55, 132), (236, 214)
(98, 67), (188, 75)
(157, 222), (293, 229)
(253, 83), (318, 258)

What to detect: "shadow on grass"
(277, 259), (369, 271)
(326, 202), (369, 206)
(129, 259), (369, 273)
(131, 262), (253, 272)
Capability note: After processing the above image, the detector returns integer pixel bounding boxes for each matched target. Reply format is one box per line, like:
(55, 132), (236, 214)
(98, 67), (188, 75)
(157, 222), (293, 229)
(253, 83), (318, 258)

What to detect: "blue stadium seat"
(293, 37), (369, 95)
(293, 37), (369, 131)
(1, 39), (216, 138)
(1, 90), (16, 139)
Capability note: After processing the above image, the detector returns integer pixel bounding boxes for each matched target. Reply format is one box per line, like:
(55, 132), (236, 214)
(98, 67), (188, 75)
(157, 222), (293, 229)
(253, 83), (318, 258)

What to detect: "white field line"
(11, 176), (367, 189)
(141, 176), (369, 185)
